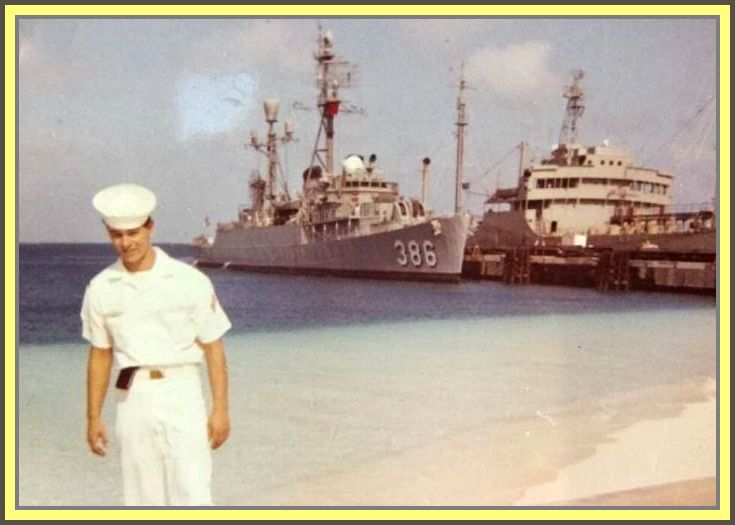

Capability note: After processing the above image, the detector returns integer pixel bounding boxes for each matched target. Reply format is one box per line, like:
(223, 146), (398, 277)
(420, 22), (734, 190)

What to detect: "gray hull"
(196, 215), (469, 282)
(470, 211), (539, 250)
(587, 230), (716, 254)
(473, 211), (716, 254)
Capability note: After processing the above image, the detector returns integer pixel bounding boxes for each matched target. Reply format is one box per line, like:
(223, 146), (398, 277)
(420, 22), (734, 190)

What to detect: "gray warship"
(194, 29), (471, 281)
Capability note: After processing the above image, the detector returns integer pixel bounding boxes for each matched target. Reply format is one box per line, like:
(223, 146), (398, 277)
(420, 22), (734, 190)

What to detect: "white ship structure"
(472, 70), (715, 254)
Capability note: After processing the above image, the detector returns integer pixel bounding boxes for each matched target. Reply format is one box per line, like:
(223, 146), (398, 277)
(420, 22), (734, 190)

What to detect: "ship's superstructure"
(487, 141), (674, 237)
(487, 71), (674, 237)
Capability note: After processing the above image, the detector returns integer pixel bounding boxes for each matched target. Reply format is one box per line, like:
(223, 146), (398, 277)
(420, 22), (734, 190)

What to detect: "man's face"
(107, 221), (154, 267)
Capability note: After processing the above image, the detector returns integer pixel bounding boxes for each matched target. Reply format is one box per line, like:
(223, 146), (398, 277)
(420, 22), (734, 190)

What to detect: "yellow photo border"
(5, 4), (730, 521)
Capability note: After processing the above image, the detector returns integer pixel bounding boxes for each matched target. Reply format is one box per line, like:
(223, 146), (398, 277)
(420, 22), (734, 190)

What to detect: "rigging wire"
(464, 143), (520, 188)
(639, 95), (715, 167)
(670, 96), (717, 175)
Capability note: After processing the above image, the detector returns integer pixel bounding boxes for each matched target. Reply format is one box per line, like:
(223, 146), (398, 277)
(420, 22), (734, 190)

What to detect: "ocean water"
(15, 244), (718, 506)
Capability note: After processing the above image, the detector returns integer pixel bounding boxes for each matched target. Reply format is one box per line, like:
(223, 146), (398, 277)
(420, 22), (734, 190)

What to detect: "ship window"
(537, 179), (546, 189)
(600, 160), (605, 165)
(569, 178), (579, 188)
(617, 161), (622, 166)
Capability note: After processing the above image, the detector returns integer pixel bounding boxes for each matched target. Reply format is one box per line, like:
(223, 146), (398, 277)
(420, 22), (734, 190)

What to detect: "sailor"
(81, 183), (232, 506)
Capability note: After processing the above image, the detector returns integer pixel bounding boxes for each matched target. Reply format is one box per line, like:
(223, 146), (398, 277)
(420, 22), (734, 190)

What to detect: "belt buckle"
(149, 369), (164, 380)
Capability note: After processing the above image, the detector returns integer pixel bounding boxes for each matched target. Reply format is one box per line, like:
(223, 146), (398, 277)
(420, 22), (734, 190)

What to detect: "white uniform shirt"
(81, 247), (231, 368)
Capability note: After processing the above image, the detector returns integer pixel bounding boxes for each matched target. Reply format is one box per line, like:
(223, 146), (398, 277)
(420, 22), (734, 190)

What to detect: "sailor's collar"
(107, 246), (175, 282)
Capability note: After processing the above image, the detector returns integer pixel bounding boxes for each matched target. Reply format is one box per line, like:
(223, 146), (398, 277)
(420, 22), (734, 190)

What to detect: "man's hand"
(86, 346), (112, 457)
(200, 337), (230, 450)
(87, 416), (109, 456)
(208, 408), (230, 449)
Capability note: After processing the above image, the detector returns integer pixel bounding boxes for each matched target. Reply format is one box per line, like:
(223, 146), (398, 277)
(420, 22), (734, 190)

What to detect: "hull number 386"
(394, 239), (438, 267)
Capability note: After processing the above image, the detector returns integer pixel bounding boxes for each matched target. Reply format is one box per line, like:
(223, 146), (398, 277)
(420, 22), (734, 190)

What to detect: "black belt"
(115, 366), (167, 390)
(115, 366), (140, 390)
(116, 365), (187, 390)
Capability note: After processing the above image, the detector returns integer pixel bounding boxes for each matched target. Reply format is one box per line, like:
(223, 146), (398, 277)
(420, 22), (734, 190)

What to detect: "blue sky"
(17, 17), (719, 242)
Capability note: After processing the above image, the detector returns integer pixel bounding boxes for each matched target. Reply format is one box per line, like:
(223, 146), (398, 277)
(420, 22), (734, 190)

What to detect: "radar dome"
(342, 155), (366, 176)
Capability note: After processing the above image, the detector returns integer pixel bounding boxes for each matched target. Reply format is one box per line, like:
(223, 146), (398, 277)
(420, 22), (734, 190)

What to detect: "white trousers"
(115, 365), (212, 506)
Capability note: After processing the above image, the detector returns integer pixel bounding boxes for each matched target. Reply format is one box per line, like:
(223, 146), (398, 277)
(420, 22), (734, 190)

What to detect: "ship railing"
(667, 202), (716, 215)
(605, 215), (714, 236)
(303, 218), (363, 243)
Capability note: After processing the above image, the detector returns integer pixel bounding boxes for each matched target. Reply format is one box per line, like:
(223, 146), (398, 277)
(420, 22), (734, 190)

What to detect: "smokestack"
(422, 157), (431, 209)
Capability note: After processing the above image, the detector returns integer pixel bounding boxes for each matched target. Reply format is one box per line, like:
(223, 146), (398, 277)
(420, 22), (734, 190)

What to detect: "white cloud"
(397, 19), (506, 51)
(185, 19), (312, 74)
(466, 41), (561, 109)
(175, 72), (257, 142)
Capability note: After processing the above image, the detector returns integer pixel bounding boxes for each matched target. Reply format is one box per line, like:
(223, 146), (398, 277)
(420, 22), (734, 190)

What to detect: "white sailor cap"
(92, 183), (156, 230)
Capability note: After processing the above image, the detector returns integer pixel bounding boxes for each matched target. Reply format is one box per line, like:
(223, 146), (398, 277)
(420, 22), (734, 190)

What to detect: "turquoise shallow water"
(17, 307), (716, 506)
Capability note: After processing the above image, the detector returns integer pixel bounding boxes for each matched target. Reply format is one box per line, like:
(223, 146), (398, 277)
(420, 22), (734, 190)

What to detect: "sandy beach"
(517, 381), (717, 507)
(244, 378), (717, 507)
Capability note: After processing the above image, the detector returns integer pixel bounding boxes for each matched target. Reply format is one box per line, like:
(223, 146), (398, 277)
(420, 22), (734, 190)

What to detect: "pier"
(463, 245), (716, 295)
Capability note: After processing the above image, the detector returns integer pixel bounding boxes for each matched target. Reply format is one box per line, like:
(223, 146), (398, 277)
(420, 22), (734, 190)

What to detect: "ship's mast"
(558, 70), (585, 145)
(454, 63), (468, 214)
(309, 28), (357, 176)
(518, 140), (528, 212)
(247, 99), (293, 205)
(265, 100), (279, 201)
